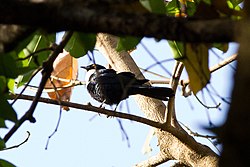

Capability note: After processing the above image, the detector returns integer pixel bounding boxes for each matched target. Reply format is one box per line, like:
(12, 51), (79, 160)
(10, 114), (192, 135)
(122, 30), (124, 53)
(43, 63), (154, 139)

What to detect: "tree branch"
(96, 33), (218, 166)
(0, 1), (237, 42)
(11, 93), (214, 155)
(11, 94), (165, 130)
(165, 61), (184, 127)
(0, 131), (30, 151)
(134, 152), (170, 167)
(3, 31), (73, 143)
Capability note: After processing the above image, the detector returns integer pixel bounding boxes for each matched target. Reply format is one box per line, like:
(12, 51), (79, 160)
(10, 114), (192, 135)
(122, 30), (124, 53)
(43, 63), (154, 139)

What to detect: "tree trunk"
(96, 33), (219, 166)
(220, 2), (250, 166)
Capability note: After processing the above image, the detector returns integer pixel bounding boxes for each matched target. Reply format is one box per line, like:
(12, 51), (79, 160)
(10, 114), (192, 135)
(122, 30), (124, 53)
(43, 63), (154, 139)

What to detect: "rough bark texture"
(0, 25), (33, 52)
(96, 33), (219, 166)
(0, 0), (236, 42)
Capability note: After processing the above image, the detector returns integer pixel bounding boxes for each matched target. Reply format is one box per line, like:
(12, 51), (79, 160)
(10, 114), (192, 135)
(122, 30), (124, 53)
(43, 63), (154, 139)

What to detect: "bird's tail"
(128, 86), (174, 101)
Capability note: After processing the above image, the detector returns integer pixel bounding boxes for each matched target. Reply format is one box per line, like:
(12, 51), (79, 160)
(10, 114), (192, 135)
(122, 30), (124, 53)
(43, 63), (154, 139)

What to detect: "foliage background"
(0, 37), (237, 166)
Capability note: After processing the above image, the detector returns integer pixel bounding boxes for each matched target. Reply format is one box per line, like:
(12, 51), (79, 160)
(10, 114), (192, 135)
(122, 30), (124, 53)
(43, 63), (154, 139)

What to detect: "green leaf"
(0, 52), (20, 79)
(212, 43), (229, 53)
(140, 0), (166, 14)
(16, 70), (36, 88)
(0, 97), (17, 123)
(18, 33), (55, 68)
(0, 137), (6, 150)
(228, 0), (243, 8)
(168, 40), (184, 59)
(35, 33), (56, 65)
(0, 159), (16, 167)
(186, 1), (197, 16)
(184, 43), (210, 94)
(7, 79), (15, 94)
(169, 41), (210, 94)
(165, 0), (179, 16)
(116, 36), (141, 52)
(16, 33), (55, 87)
(202, 0), (212, 5)
(65, 32), (96, 58)
(14, 32), (35, 54)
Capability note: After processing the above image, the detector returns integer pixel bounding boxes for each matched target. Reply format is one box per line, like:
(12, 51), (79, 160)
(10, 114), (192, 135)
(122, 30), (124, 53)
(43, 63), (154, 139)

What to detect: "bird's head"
(81, 64), (106, 84)
(81, 64), (106, 71)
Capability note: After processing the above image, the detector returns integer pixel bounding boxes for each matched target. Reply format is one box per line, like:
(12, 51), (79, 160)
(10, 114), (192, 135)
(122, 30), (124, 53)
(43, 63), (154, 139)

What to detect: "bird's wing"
(117, 72), (149, 85)
(98, 68), (116, 74)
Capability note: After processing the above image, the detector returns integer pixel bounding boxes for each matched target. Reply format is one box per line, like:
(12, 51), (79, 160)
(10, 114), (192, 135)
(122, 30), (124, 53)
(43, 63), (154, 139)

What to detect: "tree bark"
(219, 2), (250, 166)
(0, 0), (236, 42)
(96, 33), (219, 166)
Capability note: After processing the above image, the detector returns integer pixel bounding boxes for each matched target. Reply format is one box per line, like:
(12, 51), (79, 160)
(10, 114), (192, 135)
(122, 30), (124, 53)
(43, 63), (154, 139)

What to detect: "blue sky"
(0, 38), (238, 166)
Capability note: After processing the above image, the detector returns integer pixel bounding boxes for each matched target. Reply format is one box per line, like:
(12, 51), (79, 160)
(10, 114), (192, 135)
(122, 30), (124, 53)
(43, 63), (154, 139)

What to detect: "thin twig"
(4, 31), (73, 143)
(11, 67), (42, 105)
(194, 94), (221, 109)
(210, 49), (237, 72)
(45, 107), (62, 150)
(1, 131), (30, 151)
(17, 47), (54, 61)
(45, 78), (64, 149)
(182, 53), (237, 85)
(144, 54), (237, 86)
(179, 122), (218, 139)
(116, 118), (130, 147)
(23, 80), (83, 93)
(179, 122), (220, 153)
(139, 67), (169, 79)
(201, 90), (214, 126)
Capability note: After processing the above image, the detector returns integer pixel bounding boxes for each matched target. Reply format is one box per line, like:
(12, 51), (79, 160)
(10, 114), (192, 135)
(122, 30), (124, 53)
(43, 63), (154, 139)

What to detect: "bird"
(81, 64), (174, 107)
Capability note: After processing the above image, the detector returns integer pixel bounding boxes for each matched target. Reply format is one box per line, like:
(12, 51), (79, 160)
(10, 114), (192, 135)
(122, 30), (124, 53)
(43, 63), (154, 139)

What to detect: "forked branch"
(4, 31), (73, 142)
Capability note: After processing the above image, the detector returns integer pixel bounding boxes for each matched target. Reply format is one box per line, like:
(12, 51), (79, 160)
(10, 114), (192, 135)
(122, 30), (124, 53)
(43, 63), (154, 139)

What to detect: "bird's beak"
(81, 66), (88, 70)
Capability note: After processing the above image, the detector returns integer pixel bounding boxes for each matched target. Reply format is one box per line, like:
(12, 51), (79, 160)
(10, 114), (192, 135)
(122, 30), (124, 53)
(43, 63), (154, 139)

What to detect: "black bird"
(81, 64), (174, 106)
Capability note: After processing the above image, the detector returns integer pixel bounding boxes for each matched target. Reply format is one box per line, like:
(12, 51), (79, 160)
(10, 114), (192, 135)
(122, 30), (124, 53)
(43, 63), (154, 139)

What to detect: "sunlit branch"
(165, 62), (184, 126)
(183, 53), (237, 85)
(210, 53), (237, 73)
(143, 54), (237, 86)
(134, 152), (170, 167)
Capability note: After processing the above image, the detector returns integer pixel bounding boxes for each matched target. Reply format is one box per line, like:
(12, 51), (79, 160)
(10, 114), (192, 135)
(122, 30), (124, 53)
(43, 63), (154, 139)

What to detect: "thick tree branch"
(219, 2), (250, 166)
(96, 33), (218, 166)
(0, 25), (34, 52)
(134, 152), (170, 167)
(0, 1), (237, 42)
